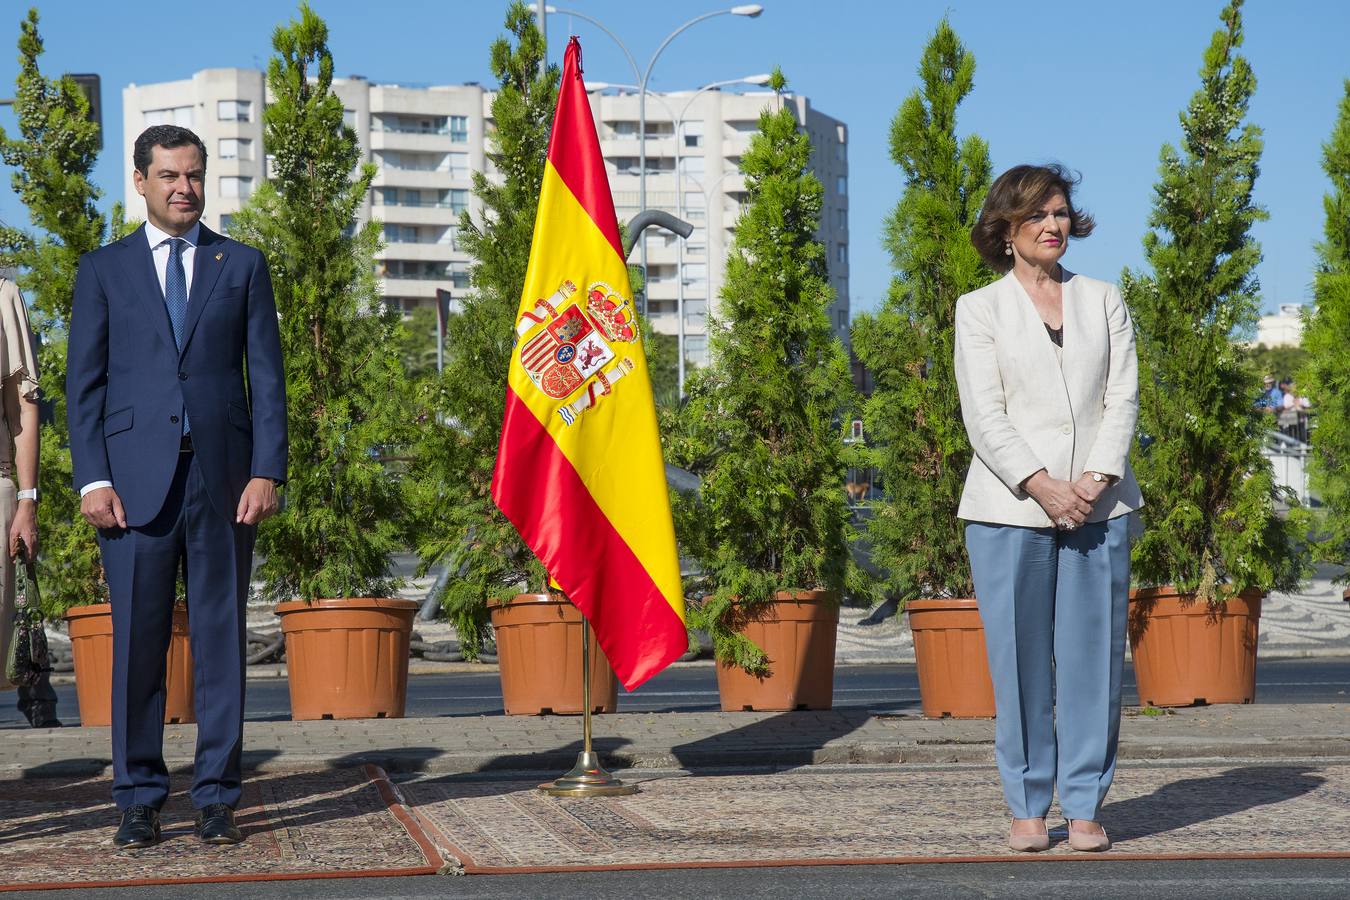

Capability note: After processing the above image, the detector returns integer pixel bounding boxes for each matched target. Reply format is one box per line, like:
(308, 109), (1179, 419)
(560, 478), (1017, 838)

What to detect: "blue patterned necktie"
(164, 237), (189, 433)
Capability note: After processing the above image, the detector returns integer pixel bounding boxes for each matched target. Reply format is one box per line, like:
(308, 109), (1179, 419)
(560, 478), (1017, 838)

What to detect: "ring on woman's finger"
(1056, 516), (1073, 530)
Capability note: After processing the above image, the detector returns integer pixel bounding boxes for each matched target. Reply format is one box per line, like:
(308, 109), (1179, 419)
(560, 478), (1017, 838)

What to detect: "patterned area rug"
(0, 766), (441, 891)
(400, 764), (1350, 873)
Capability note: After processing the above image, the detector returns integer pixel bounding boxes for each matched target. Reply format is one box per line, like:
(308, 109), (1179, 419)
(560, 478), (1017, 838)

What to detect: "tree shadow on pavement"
(1102, 765), (1326, 841)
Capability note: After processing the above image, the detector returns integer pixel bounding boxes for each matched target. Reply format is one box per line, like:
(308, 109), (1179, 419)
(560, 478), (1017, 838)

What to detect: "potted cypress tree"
(229, 5), (417, 720)
(1124, 0), (1305, 707)
(1300, 83), (1350, 581)
(404, 3), (617, 715)
(851, 19), (996, 718)
(0, 9), (194, 725)
(673, 71), (860, 712)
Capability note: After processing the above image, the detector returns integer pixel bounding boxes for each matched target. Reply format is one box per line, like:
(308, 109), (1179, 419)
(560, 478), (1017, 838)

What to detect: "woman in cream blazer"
(955, 165), (1142, 853)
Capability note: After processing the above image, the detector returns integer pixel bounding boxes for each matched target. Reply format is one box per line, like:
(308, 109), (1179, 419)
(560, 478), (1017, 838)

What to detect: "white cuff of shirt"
(79, 480), (113, 497)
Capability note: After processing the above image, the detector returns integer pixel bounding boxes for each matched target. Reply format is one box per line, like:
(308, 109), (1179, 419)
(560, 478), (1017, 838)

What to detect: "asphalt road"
(4, 859), (1349, 899)
(3, 658), (1347, 726)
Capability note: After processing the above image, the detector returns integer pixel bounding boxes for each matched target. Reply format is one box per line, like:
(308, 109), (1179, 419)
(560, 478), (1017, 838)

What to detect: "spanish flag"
(492, 37), (685, 690)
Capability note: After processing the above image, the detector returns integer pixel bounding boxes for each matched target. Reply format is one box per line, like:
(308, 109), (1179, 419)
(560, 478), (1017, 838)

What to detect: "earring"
(1004, 241), (1012, 256)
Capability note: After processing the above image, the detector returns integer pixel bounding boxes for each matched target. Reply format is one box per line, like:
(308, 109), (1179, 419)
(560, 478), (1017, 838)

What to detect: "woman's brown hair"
(971, 164), (1095, 273)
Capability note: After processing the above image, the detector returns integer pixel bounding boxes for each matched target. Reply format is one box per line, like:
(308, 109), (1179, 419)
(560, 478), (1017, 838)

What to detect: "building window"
(450, 115), (469, 142)
(836, 175), (847, 196)
(684, 335), (708, 367)
(217, 99), (252, 122)
(449, 189), (469, 215)
(680, 155), (705, 176)
(449, 262), (471, 289)
(685, 227), (706, 258)
(343, 109), (357, 128)
(682, 262), (708, 292)
(378, 114), (448, 135)
(836, 208), (847, 230)
(684, 299), (708, 329)
(219, 176), (253, 199)
(610, 120), (639, 138)
(836, 243), (847, 265)
(837, 309), (847, 329)
(448, 152), (470, 180)
(681, 120), (703, 149)
(683, 191), (706, 221)
(218, 214), (234, 234)
(218, 138), (253, 161)
(145, 105), (193, 127)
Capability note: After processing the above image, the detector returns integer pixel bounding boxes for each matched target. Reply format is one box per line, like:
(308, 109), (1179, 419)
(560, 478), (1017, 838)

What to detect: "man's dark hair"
(133, 125), (208, 176)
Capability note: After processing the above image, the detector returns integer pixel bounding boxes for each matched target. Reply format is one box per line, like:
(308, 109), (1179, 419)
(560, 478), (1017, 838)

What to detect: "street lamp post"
(541, 5), (763, 314)
(590, 76), (770, 397)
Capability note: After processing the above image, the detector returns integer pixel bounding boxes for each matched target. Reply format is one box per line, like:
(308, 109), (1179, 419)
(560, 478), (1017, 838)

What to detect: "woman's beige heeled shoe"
(1066, 819), (1111, 852)
(1008, 818), (1050, 852)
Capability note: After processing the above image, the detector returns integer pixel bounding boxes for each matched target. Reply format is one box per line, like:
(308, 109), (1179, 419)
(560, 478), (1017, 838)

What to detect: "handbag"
(5, 542), (49, 689)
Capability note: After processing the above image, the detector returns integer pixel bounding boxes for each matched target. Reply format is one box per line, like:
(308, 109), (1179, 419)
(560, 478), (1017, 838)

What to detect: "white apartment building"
(122, 69), (849, 366)
(1252, 303), (1307, 348)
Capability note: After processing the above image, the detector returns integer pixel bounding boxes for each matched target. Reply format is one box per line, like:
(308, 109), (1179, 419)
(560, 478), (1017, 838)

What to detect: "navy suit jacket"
(67, 224), (287, 527)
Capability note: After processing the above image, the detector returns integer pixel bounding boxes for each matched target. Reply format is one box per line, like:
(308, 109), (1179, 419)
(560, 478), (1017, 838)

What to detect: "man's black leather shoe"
(194, 803), (243, 845)
(113, 805), (161, 849)
(26, 704), (62, 728)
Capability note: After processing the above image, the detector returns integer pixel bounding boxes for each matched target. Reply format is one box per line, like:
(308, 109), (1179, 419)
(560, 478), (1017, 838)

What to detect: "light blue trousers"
(965, 515), (1130, 821)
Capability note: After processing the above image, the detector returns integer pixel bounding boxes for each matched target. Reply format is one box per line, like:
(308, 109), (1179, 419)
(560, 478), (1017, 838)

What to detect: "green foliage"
(851, 19), (992, 609)
(403, 2), (556, 657)
(1245, 343), (1308, 386)
(1301, 79), (1350, 569)
(672, 71), (861, 674)
(395, 305), (441, 382)
(228, 3), (408, 601)
(1125, 0), (1304, 600)
(644, 329), (678, 409)
(0, 8), (129, 616)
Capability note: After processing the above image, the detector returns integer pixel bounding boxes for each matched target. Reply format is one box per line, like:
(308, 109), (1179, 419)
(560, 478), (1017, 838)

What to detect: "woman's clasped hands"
(1023, 469), (1110, 531)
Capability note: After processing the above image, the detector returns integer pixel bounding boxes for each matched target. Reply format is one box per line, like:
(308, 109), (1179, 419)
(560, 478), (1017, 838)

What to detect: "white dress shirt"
(79, 222), (202, 498)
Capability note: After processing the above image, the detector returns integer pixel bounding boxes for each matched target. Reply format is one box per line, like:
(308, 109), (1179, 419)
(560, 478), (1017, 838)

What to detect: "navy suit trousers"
(100, 450), (254, 811)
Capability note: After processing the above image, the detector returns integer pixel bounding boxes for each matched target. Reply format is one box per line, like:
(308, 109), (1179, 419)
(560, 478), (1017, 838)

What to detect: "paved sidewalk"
(3, 703), (1346, 779)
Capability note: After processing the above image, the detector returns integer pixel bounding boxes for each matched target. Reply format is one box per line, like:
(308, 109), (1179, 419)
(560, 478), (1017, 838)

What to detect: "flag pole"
(539, 609), (638, 796)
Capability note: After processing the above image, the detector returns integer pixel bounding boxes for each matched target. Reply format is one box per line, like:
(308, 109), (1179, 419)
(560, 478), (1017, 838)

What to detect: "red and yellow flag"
(492, 37), (685, 690)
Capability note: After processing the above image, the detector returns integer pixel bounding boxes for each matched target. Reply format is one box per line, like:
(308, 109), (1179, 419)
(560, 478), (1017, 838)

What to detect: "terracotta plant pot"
(274, 598), (418, 720)
(714, 590), (839, 712)
(489, 594), (618, 715)
(1128, 586), (1263, 707)
(64, 603), (195, 727)
(907, 597), (996, 718)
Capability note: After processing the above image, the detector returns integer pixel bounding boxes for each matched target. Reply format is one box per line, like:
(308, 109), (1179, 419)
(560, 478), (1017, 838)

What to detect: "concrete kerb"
(3, 703), (1347, 779)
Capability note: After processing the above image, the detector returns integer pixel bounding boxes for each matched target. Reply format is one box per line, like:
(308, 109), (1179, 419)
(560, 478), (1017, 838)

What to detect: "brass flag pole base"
(538, 749), (639, 797)
(540, 614), (638, 797)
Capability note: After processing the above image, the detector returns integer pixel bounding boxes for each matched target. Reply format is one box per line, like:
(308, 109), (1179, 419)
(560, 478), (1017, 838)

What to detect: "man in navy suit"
(67, 125), (287, 848)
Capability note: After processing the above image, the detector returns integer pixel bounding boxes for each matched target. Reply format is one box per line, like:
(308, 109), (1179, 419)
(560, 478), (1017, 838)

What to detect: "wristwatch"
(1090, 472), (1106, 483)
(17, 487), (37, 503)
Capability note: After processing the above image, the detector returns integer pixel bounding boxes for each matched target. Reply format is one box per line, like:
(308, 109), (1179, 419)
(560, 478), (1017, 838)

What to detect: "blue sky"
(2, 0), (1346, 317)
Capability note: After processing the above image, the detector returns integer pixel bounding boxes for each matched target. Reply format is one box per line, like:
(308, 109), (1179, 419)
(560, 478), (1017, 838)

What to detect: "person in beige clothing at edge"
(955, 164), (1143, 853)
(0, 276), (55, 726)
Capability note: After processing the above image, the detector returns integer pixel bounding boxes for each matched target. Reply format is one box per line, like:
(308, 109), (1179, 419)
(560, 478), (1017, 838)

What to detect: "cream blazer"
(954, 269), (1143, 528)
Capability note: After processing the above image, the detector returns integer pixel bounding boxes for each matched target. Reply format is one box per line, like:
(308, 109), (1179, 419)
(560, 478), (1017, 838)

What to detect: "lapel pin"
(215, 252), (223, 261)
